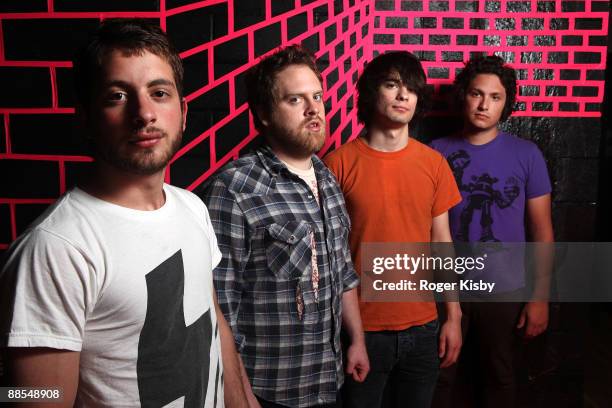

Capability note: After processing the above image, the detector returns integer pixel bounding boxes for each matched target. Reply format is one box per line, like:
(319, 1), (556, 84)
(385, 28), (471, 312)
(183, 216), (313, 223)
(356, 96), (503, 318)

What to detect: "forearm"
(444, 301), (462, 322)
(218, 310), (248, 408)
(526, 194), (554, 301)
(530, 238), (554, 302)
(341, 288), (365, 345)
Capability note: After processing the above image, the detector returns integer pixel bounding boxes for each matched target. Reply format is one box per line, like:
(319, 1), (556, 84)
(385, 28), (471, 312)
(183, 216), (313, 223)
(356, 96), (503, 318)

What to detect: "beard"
(92, 126), (182, 176)
(266, 117), (326, 158)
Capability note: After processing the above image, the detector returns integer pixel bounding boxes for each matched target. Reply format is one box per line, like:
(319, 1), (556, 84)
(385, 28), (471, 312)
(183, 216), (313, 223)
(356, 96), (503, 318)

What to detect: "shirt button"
(289, 235), (296, 242)
(317, 398), (324, 404)
(308, 195), (313, 199)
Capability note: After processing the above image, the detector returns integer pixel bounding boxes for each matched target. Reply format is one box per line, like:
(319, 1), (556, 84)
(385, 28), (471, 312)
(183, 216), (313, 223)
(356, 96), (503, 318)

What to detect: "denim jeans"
(343, 320), (440, 408)
(433, 301), (523, 408)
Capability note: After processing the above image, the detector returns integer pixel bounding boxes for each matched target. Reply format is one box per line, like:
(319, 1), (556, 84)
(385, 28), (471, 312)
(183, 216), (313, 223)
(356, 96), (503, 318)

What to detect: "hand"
(517, 301), (548, 339)
(345, 340), (370, 382)
(439, 318), (462, 368)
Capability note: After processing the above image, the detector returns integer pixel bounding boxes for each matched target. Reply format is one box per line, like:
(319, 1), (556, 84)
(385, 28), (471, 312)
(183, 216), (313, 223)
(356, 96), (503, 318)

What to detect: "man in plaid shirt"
(200, 46), (369, 408)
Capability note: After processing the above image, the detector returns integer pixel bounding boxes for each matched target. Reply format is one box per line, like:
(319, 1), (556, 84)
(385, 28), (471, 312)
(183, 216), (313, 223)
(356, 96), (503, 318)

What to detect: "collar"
(256, 145), (333, 182)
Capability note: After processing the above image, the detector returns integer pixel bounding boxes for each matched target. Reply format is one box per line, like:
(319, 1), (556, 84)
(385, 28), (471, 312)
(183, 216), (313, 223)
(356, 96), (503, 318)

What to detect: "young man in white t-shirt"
(0, 19), (247, 407)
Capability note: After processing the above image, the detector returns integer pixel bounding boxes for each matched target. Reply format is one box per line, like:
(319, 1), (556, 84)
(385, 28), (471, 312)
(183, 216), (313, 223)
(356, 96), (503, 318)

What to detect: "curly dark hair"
(454, 55), (517, 122)
(245, 45), (322, 131)
(356, 51), (429, 127)
(73, 19), (184, 112)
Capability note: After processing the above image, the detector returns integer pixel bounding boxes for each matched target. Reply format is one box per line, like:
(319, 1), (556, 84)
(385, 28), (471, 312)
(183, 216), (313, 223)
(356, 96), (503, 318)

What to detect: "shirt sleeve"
(340, 213), (360, 292)
(432, 155), (463, 217)
(526, 145), (553, 199)
(199, 178), (249, 353)
(0, 229), (97, 351)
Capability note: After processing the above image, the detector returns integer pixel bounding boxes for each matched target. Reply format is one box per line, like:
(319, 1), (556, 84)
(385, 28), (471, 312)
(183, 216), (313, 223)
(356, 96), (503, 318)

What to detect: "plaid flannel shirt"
(200, 145), (359, 408)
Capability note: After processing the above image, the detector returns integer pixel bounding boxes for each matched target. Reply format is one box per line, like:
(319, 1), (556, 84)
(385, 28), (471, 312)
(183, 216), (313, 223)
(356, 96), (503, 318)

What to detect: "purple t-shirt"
(431, 132), (552, 291)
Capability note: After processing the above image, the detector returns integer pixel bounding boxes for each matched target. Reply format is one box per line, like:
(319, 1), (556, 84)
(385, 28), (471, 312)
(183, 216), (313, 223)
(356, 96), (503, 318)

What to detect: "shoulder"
(3, 224), (89, 276)
(19, 190), (91, 244)
(323, 139), (360, 166)
(166, 184), (207, 214)
(205, 152), (273, 195)
(501, 132), (545, 159)
(429, 135), (463, 156)
(411, 138), (448, 164)
(501, 132), (537, 150)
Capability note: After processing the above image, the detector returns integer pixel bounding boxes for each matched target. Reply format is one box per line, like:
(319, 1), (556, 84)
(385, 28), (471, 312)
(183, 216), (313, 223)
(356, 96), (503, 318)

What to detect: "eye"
(152, 89), (170, 98)
(288, 96), (302, 104)
(384, 81), (398, 89)
(107, 91), (127, 102)
(313, 93), (323, 102)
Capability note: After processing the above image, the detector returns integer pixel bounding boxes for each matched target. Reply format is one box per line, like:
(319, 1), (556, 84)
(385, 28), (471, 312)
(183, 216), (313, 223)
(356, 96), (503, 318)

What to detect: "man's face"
(463, 73), (507, 132)
(85, 50), (187, 176)
(262, 64), (326, 157)
(372, 71), (418, 128)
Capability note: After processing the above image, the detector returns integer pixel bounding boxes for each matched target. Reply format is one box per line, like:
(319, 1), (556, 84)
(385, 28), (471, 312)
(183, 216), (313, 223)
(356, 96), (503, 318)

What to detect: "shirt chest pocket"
(265, 220), (313, 280)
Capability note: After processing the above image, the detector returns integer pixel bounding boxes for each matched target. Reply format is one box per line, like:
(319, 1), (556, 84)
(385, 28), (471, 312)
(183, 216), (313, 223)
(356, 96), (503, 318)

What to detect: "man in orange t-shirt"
(324, 51), (462, 408)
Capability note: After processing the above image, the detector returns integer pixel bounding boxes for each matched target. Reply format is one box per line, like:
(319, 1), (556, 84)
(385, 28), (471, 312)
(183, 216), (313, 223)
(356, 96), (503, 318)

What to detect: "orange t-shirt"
(324, 137), (461, 331)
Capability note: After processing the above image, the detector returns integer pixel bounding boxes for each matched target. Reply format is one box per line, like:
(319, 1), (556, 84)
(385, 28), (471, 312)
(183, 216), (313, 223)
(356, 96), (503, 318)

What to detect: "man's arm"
(431, 211), (462, 368)
(214, 294), (250, 408)
(341, 288), (369, 382)
(517, 193), (554, 339)
(200, 179), (260, 407)
(6, 348), (79, 408)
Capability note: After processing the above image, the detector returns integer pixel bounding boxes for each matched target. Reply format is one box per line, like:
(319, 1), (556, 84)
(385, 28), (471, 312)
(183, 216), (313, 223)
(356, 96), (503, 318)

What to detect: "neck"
(80, 162), (167, 210)
(272, 148), (313, 170)
(265, 137), (314, 171)
(364, 122), (410, 152)
(463, 125), (499, 146)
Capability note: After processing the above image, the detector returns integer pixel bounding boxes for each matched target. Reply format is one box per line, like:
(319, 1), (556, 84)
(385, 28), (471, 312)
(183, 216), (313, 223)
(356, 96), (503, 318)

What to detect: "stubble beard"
(93, 127), (182, 176)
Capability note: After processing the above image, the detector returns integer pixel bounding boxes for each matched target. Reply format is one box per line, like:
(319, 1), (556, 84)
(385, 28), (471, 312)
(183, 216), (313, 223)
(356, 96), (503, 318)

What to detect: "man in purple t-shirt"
(431, 56), (554, 408)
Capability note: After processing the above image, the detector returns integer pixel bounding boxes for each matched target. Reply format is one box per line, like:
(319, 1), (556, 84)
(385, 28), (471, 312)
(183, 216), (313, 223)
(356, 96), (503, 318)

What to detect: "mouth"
(129, 132), (164, 148)
(474, 113), (489, 119)
(392, 105), (410, 113)
(305, 120), (323, 132)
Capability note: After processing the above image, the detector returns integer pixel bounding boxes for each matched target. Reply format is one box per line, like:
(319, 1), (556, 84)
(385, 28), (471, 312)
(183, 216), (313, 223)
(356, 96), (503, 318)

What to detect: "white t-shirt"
(0, 185), (224, 407)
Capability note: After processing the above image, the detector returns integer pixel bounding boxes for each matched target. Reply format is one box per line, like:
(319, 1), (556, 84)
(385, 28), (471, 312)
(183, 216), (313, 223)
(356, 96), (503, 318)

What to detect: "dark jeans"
(433, 301), (524, 408)
(343, 320), (440, 408)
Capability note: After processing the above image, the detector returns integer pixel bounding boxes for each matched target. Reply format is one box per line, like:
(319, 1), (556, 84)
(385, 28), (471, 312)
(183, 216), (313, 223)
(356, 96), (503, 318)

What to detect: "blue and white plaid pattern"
(200, 145), (359, 408)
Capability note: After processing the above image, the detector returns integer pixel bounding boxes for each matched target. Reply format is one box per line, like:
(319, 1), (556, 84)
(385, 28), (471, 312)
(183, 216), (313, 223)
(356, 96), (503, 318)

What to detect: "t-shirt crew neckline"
(354, 135), (413, 159)
(461, 130), (505, 150)
(71, 184), (174, 219)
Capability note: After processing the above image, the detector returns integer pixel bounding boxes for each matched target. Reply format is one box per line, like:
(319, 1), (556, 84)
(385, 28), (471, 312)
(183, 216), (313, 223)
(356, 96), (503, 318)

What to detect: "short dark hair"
(356, 51), (429, 127)
(454, 55), (517, 122)
(73, 19), (184, 111)
(245, 45), (322, 131)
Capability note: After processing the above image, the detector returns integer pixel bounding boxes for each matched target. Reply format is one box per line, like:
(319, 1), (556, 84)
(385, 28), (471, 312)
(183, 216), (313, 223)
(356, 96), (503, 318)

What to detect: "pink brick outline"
(0, 1), (374, 246)
(0, 0), (609, 247)
(372, 0), (609, 117)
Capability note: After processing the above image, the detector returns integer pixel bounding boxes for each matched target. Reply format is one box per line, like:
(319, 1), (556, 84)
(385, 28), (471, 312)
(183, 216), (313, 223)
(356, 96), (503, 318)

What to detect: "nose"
(304, 97), (320, 117)
(131, 93), (156, 127)
(478, 96), (489, 111)
(396, 85), (410, 101)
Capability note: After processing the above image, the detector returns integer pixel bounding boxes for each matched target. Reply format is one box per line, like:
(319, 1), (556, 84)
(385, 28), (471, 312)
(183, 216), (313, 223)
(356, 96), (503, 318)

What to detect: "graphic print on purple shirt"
(431, 132), (552, 292)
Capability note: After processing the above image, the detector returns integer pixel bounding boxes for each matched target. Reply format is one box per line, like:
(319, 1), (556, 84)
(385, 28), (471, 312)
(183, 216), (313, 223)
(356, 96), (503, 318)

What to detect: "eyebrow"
(469, 87), (503, 95)
(104, 79), (176, 89)
(282, 90), (323, 97)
